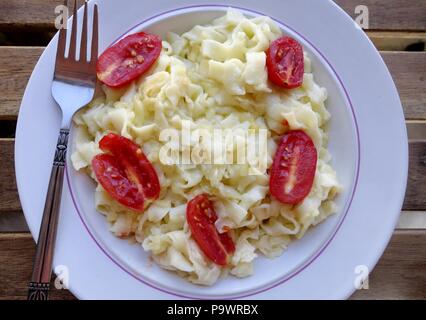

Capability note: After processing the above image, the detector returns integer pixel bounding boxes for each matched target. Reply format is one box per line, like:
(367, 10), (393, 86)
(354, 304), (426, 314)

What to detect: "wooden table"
(0, 0), (425, 300)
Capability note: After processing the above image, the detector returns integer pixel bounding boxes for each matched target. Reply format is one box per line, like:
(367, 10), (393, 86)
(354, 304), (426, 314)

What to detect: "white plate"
(16, 0), (408, 300)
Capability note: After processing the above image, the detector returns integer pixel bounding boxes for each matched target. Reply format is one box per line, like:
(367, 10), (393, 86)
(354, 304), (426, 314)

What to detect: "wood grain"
(334, 0), (426, 31)
(0, 233), (75, 300)
(0, 139), (19, 212)
(0, 231), (424, 300)
(0, 211), (28, 233)
(382, 52), (426, 121)
(407, 121), (426, 140)
(0, 0), (85, 31)
(0, 47), (44, 120)
(0, 0), (425, 31)
(404, 141), (426, 210)
(351, 230), (426, 300)
(0, 48), (424, 120)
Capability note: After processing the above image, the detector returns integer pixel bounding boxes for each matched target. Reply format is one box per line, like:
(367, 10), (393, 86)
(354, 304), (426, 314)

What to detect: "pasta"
(71, 9), (341, 285)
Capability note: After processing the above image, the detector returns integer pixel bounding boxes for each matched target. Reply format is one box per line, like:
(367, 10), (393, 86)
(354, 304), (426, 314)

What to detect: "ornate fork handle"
(28, 129), (69, 300)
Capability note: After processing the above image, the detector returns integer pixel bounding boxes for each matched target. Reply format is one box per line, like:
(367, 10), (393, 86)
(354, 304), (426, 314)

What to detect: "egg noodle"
(71, 9), (341, 285)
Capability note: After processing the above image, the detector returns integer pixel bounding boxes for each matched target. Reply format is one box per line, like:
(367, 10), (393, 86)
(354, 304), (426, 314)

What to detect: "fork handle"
(28, 129), (69, 300)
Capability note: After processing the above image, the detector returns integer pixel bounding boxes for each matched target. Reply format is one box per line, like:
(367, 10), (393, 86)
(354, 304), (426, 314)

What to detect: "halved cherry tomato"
(186, 194), (235, 266)
(266, 36), (304, 89)
(92, 154), (145, 210)
(97, 32), (162, 88)
(92, 133), (160, 211)
(270, 130), (317, 204)
(99, 133), (160, 200)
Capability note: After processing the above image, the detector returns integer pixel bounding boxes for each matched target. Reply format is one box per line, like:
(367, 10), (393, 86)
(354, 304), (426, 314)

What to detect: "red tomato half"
(97, 32), (162, 88)
(186, 194), (235, 266)
(269, 130), (317, 204)
(92, 154), (145, 210)
(266, 36), (304, 89)
(92, 134), (160, 211)
(98, 133), (160, 200)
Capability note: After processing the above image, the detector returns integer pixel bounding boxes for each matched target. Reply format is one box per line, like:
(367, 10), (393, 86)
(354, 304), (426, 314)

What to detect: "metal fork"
(27, 0), (98, 300)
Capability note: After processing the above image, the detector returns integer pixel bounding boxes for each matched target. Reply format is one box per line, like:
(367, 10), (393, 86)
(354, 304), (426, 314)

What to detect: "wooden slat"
(0, 0), (85, 31)
(0, 47), (44, 120)
(0, 0), (424, 31)
(0, 48), (425, 120)
(0, 139), (19, 212)
(0, 233), (75, 300)
(351, 230), (426, 300)
(404, 141), (426, 210)
(334, 0), (426, 31)
(0, 211), (28, 233)
(382, 52), (426, 121)
(0, 231), (424, 299)
(407, 121), (426, 141)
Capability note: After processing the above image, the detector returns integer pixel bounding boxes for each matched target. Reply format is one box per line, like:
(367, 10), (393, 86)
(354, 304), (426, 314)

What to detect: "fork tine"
(56, 0), (68, 60)
(90, 4), (99, 63)
(79, 1), (88, 62)
(68, 0), (78, 60)
(53, 1), (98, 87)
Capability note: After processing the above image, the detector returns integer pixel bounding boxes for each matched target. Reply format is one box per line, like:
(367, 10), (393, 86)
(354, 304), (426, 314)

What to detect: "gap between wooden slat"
(367, 31), (426, 51)
(2, 120), (425, 140)
(1, 211), (425, 233)
(1, 30), (424, 51)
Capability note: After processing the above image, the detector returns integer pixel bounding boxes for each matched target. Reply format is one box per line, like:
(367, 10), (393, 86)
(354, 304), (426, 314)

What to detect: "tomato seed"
(277, 48), (284, 59)
(136, 55), (145, 63)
